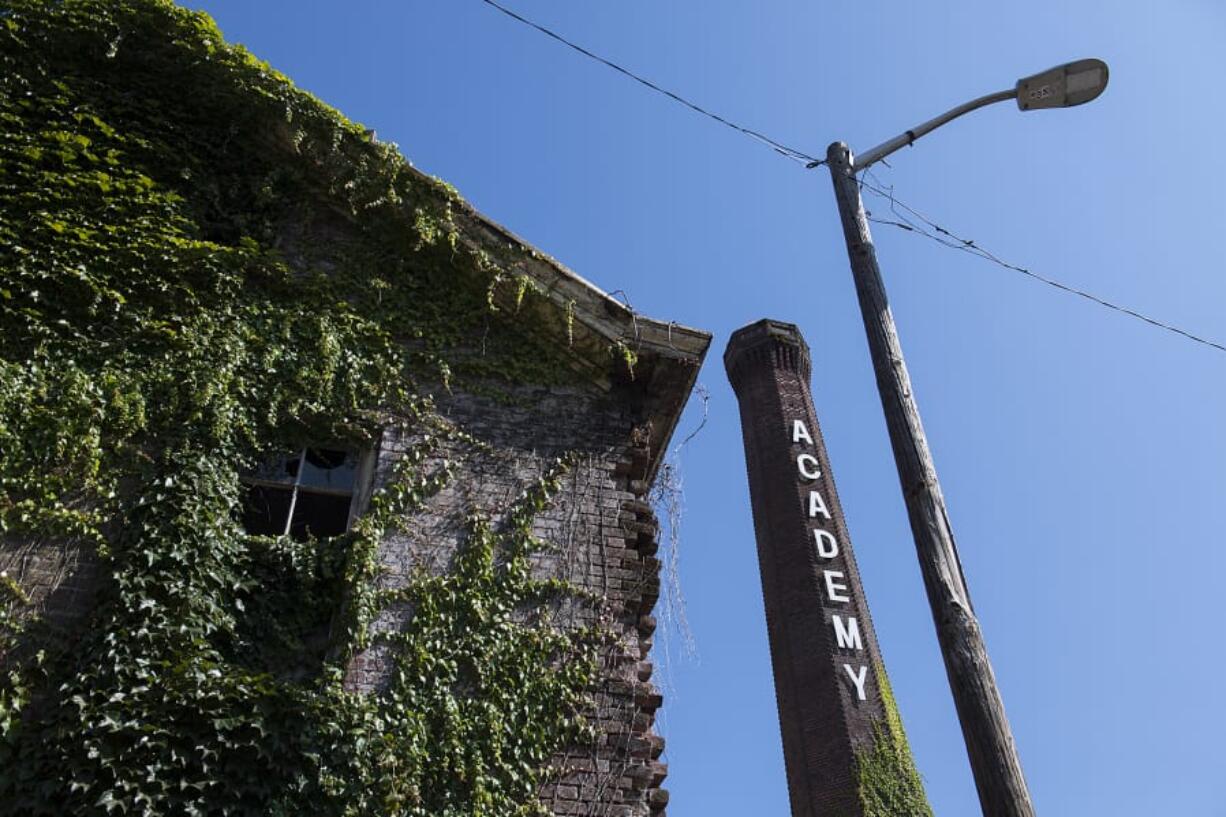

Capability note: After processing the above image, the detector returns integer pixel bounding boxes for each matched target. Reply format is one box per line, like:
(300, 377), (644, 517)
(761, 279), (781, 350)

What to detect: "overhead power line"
(858, 173), (1226, 355)
(476, 0), (823, 166)
(476, 0), (1219, 357)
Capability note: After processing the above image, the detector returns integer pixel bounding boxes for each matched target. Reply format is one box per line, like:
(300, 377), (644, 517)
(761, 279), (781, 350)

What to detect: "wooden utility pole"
(826, 141), (1036, 817)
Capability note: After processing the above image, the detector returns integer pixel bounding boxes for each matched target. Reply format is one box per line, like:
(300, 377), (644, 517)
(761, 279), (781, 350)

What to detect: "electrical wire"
(858, 173), (1226, 355)
(476, 0), (824, 167)
(478, 0), (1218, 356)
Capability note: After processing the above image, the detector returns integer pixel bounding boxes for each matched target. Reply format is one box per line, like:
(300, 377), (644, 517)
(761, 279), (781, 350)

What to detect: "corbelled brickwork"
(342, 384), (675, 817)
(725, 319), (926, 816)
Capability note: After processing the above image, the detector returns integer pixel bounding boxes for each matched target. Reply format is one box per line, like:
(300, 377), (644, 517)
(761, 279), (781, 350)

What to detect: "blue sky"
(186, 2), (1226, 814)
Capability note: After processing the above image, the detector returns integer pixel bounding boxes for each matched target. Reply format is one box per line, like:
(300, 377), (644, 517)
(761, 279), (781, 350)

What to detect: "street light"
(824, 59), (1109, 817)
(1017, 58), (1110, 111)
(855, 58), (1109, 171)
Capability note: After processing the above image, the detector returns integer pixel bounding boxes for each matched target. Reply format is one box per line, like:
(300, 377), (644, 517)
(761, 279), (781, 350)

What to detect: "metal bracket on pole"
(853, 88), (1016, 172)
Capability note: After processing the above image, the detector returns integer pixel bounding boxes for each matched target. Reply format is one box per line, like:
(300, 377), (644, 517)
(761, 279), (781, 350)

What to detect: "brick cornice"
(723, 319), (812, 390)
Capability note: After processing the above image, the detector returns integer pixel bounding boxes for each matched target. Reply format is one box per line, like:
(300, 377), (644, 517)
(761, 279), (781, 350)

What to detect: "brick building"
(2, 240), (706, 817)
(0, 3), (708, 814)
(337, 206), (713, 816)
(0, 134), (707, 817)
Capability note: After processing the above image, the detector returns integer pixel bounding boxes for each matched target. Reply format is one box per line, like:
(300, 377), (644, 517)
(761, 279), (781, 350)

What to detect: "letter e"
(823, 570), (849, 603)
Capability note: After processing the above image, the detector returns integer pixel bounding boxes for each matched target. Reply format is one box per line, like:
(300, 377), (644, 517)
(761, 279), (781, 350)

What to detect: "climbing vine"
(855, 666), (934, 817)
(0, 1), (606, 813)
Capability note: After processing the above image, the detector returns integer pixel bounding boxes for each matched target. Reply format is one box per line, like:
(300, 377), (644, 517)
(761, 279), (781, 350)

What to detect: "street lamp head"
(1016, 58), (1109, 110)
(850, 57), (1109, 172)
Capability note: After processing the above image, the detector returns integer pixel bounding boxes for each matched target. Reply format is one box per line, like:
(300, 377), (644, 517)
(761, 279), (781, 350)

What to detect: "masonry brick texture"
(341, 381), (672, 817)
(725, 319), (894, 817)
(2, 378), (675, 817)
(338, 377), (671, 809)
(0, 537), (99, 642)
(1, 379), (674, 817)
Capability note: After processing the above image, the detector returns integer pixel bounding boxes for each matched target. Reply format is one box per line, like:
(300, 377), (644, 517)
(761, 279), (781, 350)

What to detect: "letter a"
(792, 419), (814, 446)
(844, 664), (869, 701)
(808, 490), (831, 520)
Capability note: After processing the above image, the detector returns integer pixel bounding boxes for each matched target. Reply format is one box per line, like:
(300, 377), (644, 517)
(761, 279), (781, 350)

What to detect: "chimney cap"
(723, 319), (812, 387)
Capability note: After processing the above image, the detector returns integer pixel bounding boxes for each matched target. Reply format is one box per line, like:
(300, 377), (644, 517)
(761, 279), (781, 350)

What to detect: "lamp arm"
(853, 88), (1017, 172)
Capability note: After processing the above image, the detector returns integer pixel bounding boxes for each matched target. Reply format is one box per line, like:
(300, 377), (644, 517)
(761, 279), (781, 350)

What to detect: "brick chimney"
(725, 319), (926, 817)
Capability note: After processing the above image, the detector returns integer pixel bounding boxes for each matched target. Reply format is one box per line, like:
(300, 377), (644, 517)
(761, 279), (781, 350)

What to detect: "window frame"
(240, 440), (380, 539)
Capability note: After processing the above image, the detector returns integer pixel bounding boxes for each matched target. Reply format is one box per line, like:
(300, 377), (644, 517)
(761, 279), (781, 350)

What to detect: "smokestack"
(724, 319), (930, 817)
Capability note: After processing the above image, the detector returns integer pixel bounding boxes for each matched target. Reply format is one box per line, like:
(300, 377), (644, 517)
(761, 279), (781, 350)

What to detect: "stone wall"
(343, 381), (671, 817)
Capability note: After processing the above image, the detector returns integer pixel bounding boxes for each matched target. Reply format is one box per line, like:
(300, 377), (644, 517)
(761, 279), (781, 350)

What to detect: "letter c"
(797, 453), (821, 481)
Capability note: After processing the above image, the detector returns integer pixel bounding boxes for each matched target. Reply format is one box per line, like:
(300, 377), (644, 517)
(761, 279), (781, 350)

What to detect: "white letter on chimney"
(844, 664), (869, 701)
(792, 419), (814, 446)
(813, 528), (839, 559)
(823, 570), (850, 603)
(808, 490), (831, 520)
(797, 454), (821, 481)
(832, 616), (863, 651)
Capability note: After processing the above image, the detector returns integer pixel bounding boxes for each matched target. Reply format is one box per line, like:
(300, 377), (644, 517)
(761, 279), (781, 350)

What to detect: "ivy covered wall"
(0, 1), (703, 814)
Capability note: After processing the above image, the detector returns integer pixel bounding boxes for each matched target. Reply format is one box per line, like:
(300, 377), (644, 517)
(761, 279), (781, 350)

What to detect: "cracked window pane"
(248, 452), (301, 485)
(241, 447), (357, 539)
(299, 448), (356, 493)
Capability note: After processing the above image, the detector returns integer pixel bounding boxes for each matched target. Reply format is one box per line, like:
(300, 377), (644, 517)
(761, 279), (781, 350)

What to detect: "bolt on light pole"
(826, 59), (1108, 817)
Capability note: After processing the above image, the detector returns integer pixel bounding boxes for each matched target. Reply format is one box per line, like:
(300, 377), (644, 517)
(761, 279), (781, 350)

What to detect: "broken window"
(241, 448), (358, 539)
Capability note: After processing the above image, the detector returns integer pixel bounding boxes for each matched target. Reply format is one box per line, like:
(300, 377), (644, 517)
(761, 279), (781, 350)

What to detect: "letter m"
(832, 615), (863, 651)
